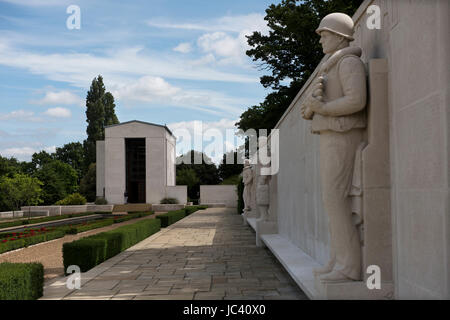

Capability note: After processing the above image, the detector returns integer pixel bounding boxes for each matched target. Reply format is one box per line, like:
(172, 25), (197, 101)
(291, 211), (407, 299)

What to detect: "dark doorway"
(125, 138), (146, 203)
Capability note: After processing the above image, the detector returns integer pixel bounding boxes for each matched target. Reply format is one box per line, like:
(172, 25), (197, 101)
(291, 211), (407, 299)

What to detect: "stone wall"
(165, 186), (188, 204)
(250, 0), (449, 299)
(200, 185), (238, 208)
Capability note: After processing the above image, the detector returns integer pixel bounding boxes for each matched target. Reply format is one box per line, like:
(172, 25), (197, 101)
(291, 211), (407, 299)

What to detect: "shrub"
(44, 230), (66, 241)
(0, 239), (25, 254)
(23, 234), (46, 247)
(95, 197), (108, 205)
(113, 212), (152, 224)
(74, 219), (113, 233)
(55, 193), (87, 206)
(63, 239), (106, 272)
(0, 220), (23, 229)
(156, 210), (185, 227)
(0, 262), (44, 300)
(237, 176), (244, 214)
(184, 205), (208, 216)
(160, 197), (179, 204)
(63, 219), (161, 273)
(62, 219), (114, 235)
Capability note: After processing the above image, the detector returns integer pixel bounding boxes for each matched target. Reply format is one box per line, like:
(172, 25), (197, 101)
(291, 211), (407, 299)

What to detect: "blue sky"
(0, 0), (278, 162)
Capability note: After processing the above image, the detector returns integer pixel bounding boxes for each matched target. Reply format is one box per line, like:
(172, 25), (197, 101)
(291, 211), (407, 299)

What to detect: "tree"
(84, 75), (119, 169)
(0, 173), (43, 212)
(55, 142), (85, 182)
(176, 168), (200, 201)
(176, 150), (220, 202)
(103, 92), (119, 126)
(31, 150), (55, 170)
(236, 0), (363, 132)
(79, 163), (97, 202)
(34, 160), (78, 205)
(177, 150), (220, 185)
(0, 156), (21, 178)
(218, 151), (244, 182)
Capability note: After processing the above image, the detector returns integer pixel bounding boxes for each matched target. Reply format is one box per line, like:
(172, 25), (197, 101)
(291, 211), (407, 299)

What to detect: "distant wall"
(165, 186), (188, 204)
(96, 141), (105, 198)
(21, 205), (114, 215)
(200, 185), (238, 208)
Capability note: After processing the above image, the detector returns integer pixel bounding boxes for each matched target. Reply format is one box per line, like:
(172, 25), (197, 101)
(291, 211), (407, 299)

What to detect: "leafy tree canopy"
(176, 150), (220, 201)
(236, 0), (363, 132)
(0, 156), (21, 178)
(0, 173), (43, 211)
(33, 160), (78, 205)
(218, 151), (244, 182)
(79, 163), (97, 202)
(84, 75), (119, 169)
(55, 142), (85, 182)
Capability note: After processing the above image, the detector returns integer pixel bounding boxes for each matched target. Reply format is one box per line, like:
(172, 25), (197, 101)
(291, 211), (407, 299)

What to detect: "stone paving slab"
(41, 207), (307, 300)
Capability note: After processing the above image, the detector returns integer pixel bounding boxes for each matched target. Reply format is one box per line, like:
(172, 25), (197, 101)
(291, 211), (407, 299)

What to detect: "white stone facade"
(96, 120), (186, 205)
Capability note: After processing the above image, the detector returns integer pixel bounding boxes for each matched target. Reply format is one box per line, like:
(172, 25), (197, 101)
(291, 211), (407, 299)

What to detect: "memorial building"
(96, 120), (186, 205)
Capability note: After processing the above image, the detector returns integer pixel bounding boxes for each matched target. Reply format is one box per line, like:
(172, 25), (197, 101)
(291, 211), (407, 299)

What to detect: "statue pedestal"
(255, 219), (277, 247)
(242, 209), (258, 225)
(314, 275), (394, 300)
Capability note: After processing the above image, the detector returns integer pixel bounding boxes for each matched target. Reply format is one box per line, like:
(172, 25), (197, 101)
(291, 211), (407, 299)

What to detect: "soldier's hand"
(304, 93), (324, 114)
(302, 107), (314, 120)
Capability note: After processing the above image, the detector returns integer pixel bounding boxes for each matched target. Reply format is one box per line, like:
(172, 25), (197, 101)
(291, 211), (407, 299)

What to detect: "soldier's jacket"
(311, 46), (367, 134)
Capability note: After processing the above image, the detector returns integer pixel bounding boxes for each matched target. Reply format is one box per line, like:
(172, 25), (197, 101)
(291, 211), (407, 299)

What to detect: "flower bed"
(0, 227), (65, 254)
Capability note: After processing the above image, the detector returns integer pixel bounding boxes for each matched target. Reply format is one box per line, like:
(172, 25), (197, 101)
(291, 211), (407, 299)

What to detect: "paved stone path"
(41, 207), (307, 300)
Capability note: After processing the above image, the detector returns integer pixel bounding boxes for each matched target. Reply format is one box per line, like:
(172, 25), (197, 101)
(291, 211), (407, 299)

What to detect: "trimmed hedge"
(0, 239), (25, 254)
(156, 210), (186, 227)
(112, 211), (153, 224)
(63, 219), (161, 273)
(184, 205), (208, 216)
(0, 262), (44, 300)
(64, 218), (114, 235)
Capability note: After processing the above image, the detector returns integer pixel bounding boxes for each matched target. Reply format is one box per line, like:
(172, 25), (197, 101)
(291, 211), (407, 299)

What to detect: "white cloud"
(173, 42), (192, 54)
(0, 41), (256, 89)
(0, 109), (42, 122)
(147, 13), (269, 34)
(0, 145), (56, 160)
(112, 76), (180, 102)
(34, 90), (83, 106)
(197, 31), (249, 65)
(0, 0), (71, 6)
(111, 76), (249, 117)
(43, 107), (72, 118)
(148, 14), (268, 67)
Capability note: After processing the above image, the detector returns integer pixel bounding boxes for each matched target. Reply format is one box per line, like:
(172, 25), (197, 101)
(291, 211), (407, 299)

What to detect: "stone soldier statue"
(300, 13), (367, 282)
(256, 174), (271, 221)
(242, 160), (254, 213)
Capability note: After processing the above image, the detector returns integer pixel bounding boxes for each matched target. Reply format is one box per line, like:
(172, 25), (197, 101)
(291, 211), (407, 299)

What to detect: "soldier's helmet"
(315, 13), (354, 41)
